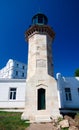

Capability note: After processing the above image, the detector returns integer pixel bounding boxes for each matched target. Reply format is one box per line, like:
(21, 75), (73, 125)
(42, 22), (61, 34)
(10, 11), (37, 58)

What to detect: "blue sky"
(0, 0), (79, 77)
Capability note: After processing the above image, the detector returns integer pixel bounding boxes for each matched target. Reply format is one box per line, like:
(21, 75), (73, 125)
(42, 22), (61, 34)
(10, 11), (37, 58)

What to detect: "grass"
(0, 111), (30, 130)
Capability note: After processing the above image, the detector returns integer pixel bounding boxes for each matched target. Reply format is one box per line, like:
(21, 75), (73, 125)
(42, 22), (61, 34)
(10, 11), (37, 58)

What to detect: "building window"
(78, 88), (79, 95)
(22, 72), (24, 77)
(22, 66), (25, 69)
(65, 88), (72, 101)
(9, 88), (17, 100)
(38, 16), (43, 23)
(16, 71), (18, 76)
(16, 64), (19, 67)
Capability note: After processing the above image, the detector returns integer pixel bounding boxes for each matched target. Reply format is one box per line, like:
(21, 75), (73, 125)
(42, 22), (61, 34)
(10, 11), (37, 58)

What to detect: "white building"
(0, 59), (27, 111)
(0, 79), (26, 111)
(57, 73), (79, 114)
(0, 59), (27, 79)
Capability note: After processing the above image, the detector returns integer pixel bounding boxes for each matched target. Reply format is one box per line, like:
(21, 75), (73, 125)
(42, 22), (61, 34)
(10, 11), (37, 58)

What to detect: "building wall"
(57, 73), (79, 109)
(0, 79), (26, 109)
(0, 59), (27, 79)
(0, 72), (79, 111)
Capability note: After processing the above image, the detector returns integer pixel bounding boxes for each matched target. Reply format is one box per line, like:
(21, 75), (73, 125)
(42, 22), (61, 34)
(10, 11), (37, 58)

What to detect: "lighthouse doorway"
(38, 88), (46, 110)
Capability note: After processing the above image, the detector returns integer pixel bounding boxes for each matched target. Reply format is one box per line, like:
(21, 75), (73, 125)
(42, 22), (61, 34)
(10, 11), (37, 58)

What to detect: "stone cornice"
(0, 79), (26, 83)
(25, 25), (55, 41)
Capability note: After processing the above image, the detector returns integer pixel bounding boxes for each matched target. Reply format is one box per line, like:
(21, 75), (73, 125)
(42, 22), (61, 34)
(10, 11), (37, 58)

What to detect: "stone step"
(33, 115), (51, 123)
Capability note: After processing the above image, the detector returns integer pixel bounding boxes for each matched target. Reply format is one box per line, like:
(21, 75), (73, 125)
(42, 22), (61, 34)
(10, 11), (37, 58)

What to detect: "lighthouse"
(21, 13), (60, 122)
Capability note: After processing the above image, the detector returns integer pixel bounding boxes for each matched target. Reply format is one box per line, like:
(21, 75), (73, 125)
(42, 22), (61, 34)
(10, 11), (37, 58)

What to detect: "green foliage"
(75, 113), (79, 128)
(76, 112), (79, 116)
(0, 111), (30, 130)
(57, 116), (63, 122)
(61, 128), (69, 130)
(75, 68), (79, 76)
(75, 112), (79, 120)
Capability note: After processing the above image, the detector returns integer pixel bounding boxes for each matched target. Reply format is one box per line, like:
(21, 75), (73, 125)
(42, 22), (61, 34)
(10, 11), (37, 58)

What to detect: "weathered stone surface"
(59, 119), (69, 128)
(36, 59), (46, 67)
(64, 115), (73, 120)
(52, 125), (60, 130)
(69, 126), (78, 130)
(64, 115), (76, 127)
(57, 125), (61, 130)
(22, 25), (61, 122)
(74, 115), (79, 127)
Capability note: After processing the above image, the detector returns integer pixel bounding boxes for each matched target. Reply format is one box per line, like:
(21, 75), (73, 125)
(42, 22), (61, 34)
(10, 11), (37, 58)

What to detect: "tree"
(75, 68), (79, 77)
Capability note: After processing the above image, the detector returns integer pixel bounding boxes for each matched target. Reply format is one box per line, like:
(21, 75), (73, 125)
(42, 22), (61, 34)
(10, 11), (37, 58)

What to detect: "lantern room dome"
(32, 13), (48, 25)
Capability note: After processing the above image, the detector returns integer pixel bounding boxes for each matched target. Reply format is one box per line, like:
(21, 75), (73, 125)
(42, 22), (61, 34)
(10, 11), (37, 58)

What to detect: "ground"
(26, 123), (53, 130)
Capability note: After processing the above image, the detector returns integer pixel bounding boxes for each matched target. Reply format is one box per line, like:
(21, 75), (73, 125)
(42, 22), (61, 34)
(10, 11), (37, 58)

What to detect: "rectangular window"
(16, 71), (18, 76)
(22, 72), (24, 77)
(16, 64), (19, 67)
(22, 66), (25, 69)
(9, 88), (17, 100)
(78, 88), (79, 95)
(38, 16), (43, 23)
(65, 88), (72, 101)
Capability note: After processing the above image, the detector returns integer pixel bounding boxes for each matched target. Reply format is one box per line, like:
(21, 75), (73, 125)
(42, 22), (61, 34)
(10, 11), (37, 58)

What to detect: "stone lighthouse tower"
(21, 13), (60, 122)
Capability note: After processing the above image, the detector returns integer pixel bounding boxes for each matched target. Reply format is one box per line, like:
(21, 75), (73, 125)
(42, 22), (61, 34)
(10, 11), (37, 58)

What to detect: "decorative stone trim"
(25, 25), (55, 41)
